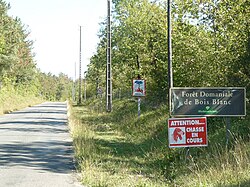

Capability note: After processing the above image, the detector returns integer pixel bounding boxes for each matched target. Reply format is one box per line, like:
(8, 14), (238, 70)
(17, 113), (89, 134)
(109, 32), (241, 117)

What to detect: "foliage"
(86, 0), (250, 101)
(38, 72), (73, 101)
(0, 1), (35, 84)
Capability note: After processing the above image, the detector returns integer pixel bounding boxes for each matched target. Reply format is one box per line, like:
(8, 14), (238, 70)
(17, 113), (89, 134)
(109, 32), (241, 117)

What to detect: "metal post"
(73, 61), (76, 102)
(226, 118), (231, 146)
(78, 26), (82, 105)
(72, 81), (75, 102)
(96, 77), (99, 98)
(84, 71), (87, 102)
(185, 147), (191, 162)
(106, 0), (112, 112)
(119, 88), (121, 100)
(138, 97), (141, 119)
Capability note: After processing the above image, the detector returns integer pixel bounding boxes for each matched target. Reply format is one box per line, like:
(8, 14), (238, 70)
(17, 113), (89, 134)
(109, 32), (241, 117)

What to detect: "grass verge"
(0, 86), (43, 115)
(69, 99), (250, 187)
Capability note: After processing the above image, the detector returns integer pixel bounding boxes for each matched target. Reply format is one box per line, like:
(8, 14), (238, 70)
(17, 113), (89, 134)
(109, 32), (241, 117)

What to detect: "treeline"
(87, 0), (249, 103)
(0, 0), (73, 105)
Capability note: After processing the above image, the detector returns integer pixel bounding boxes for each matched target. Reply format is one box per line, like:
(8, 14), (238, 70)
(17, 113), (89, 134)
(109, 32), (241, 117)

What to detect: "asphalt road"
(0, 102), (82, 187)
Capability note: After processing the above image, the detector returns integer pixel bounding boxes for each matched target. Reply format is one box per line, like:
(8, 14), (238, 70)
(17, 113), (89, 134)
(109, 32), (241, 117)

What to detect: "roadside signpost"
(168, 117), (207, 148)
(132, 79), (146, 118)
(166, 0), (246, 157)
(168, 87), (246, 149)
(132, 79), (146, 97)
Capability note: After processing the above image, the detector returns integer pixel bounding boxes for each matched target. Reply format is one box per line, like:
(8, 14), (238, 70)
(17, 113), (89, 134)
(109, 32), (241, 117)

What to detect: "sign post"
(138, 97), (141, 118)
(226, 117), (231, 146)
(132, 79), (146, 119)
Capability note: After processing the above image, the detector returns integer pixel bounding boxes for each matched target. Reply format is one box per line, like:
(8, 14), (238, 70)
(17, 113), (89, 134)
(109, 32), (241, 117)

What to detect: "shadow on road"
(0, 141), (75, 173)
(0, 102), (75, 174)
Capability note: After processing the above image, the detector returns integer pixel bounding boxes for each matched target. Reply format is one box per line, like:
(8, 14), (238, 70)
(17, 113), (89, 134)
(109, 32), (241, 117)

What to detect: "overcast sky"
(5, 0), (107, 79)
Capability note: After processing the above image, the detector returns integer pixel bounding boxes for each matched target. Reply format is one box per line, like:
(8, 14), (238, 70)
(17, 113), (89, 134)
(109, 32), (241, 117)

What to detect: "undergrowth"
(69, 98), (250, 187)
(0, 86), (43, 114)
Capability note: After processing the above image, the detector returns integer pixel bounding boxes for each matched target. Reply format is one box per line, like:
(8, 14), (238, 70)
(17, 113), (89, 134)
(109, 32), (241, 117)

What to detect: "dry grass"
(175, 139), (250, 187)
(0, 86), (43, 115)
(68, 100), (250, 187)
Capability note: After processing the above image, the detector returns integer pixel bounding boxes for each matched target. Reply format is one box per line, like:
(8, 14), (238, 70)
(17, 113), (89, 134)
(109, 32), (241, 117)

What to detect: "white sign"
(132, 79), (146, 97)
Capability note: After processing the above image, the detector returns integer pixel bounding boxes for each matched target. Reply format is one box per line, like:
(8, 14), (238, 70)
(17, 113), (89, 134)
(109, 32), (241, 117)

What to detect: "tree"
(87, 0), (250, 103)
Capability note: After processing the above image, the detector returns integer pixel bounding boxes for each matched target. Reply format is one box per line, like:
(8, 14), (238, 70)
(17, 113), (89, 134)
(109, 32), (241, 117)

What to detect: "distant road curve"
(0, 102), (82, 187)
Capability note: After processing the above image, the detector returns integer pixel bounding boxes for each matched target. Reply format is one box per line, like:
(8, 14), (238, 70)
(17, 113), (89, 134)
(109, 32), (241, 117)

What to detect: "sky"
(5, 0), (107, 79)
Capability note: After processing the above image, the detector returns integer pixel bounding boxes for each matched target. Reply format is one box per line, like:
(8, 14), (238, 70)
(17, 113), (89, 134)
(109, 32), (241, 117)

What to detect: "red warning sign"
(168, 117), (207, 148)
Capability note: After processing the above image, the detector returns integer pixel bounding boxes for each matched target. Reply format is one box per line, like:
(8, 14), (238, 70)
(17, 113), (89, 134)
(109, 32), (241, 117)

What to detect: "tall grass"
(0, 86), (43, 114)
(69, 100), (168, 186)
(174, 139), (250, 187)
(69, 99), (250, 187)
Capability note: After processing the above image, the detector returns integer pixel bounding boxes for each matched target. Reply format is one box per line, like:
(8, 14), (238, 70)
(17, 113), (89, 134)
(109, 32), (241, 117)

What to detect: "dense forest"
(86, 0), (249, 103)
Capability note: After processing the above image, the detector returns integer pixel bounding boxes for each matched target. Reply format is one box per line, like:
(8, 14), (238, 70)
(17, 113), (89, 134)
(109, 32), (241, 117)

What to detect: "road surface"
(0, 102), (82, 187)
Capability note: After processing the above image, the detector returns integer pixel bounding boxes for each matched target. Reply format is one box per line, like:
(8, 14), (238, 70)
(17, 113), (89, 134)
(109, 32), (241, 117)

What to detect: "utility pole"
(72, 61), (77, 102)
(78, 26), (82, 105)
(106, 0), (112, 112)
(74, 61), (76, 102)
(72, 81), (75, 102)
(167, 0), (173, 90)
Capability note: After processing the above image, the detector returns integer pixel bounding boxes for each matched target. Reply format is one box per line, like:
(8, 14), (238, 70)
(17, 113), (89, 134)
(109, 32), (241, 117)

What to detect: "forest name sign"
(170, 87), (246, 117)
